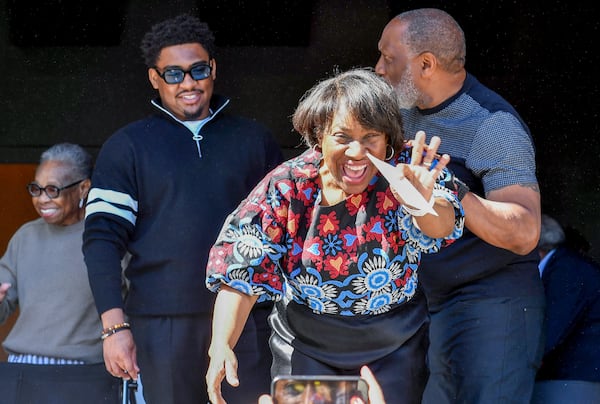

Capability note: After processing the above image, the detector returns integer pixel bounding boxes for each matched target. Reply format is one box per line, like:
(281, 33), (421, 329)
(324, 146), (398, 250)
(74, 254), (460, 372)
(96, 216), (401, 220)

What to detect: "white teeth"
(346, 164), (366, 172)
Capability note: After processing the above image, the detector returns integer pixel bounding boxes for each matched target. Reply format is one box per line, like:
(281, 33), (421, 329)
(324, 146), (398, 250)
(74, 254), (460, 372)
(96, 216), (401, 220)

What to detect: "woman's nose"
(346, 140), (366, 157)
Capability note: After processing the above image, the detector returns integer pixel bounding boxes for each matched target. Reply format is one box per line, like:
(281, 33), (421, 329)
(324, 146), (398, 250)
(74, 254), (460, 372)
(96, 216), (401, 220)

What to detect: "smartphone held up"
(271, 375), (369, 404)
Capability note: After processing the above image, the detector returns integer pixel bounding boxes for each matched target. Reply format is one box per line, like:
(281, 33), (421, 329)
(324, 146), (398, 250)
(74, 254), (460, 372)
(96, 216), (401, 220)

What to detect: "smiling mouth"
(179, 91), (203, 102)
(343, 162), (368, 180)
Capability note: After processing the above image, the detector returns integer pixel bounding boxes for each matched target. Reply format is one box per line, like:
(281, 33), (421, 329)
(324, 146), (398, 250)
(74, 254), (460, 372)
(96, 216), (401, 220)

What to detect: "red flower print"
(269, 276), (282, 291)
(395, 267), (413, 288)
(323, 253), (350, 279)
(375, 190), (397, 215)
(273, 204), (289, 222)
(387, 232), (406, 254)
(288, 235), (304, 267)
(303, 236), (322, 259)
(339, 227), (359, 254)
(254, 272), (272, 283)
(364, 216), (385, 242)
(286, 211), (301, 238)
(296, 181), (318, 206)
(265, 225), (283, 243)
(317, 211), (340, 235)
(302, 236), (323, 270)
(345, 192), (367, 215)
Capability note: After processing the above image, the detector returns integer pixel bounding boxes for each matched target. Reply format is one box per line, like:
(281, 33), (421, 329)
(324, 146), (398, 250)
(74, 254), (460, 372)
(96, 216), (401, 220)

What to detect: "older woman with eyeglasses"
(0, 143), (122, 402)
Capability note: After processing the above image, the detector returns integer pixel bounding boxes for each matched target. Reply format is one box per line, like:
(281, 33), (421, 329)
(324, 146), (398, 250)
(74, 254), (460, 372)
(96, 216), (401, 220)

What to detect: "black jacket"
(537, 246), (600, 381)
(83, 95), (283, 315)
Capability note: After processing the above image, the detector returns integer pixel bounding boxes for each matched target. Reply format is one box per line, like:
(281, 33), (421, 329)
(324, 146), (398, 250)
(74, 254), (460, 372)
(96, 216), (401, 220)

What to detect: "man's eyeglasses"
(26, 179), (85, 199)
(153, 62), (212, 84)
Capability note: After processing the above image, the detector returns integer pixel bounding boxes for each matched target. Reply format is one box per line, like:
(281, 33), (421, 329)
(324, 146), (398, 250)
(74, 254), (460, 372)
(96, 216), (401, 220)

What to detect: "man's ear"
(419, 51), (437, 78)
(148, 68), (160, 89)
(210, 58), (217, 81)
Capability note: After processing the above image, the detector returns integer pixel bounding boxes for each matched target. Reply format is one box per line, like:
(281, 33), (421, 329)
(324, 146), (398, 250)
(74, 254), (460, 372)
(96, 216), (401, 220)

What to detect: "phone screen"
(271, 375), (369, 404)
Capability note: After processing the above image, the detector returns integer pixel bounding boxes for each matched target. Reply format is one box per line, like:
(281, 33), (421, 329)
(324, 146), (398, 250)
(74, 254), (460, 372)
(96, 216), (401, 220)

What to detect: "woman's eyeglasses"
(153, 62), (212, 84)
(26, 179), (85, 199)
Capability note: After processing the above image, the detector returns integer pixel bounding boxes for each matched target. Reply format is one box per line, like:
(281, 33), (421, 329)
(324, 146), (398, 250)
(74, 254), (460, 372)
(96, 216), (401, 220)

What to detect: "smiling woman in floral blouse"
(205, 67), (464, 404)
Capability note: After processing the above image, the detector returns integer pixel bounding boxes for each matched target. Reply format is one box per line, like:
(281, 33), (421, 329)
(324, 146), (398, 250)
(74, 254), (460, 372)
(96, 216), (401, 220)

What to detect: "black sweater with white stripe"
(83, 95), (283, 316)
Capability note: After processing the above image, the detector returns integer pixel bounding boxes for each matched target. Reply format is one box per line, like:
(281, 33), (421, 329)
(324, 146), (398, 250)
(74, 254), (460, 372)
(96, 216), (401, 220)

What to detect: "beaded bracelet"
(100, 322), (131, 340)
(102, 322), (130, 334)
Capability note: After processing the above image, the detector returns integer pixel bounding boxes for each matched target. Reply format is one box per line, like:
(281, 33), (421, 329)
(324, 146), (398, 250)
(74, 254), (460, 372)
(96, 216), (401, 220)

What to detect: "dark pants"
(271, 323), (429, 404)
(0, 362), (121, 404)
(131, 304), (273, 404)
(423, 296), (545, 404)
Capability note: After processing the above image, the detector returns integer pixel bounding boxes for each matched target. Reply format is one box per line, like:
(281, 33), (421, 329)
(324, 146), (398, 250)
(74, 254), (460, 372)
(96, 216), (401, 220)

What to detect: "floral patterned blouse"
(206, 146), (464, 365)
(207, 146), (464, 314)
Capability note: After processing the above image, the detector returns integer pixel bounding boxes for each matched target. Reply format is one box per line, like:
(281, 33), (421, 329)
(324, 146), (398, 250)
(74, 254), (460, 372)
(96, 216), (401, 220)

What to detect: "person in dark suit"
(532, 214), (600, 403)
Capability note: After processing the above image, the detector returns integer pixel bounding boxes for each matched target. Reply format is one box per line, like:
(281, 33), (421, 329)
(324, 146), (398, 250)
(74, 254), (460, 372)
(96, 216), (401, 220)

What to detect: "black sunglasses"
(153, 62), (212, 84)
(26, 179), (85, 199)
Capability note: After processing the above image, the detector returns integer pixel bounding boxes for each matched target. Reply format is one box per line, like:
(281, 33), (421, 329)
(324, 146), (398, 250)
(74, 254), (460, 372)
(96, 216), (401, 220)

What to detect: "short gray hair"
(40, 143), (93, 182)
(394, 8), (466, 73)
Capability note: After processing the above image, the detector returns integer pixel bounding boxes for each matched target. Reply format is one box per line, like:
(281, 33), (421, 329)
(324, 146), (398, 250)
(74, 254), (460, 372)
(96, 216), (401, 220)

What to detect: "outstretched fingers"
(410, 131), (427, 165)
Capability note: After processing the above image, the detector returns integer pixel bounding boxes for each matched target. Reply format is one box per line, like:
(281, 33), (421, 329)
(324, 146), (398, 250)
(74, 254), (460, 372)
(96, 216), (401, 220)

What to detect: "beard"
(393, 65), (421, 109)
(183, 107), (205, 120)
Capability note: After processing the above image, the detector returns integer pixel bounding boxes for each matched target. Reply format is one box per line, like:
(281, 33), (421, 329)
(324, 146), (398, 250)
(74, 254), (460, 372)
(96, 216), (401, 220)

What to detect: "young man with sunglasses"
(83, 14), (282, 404)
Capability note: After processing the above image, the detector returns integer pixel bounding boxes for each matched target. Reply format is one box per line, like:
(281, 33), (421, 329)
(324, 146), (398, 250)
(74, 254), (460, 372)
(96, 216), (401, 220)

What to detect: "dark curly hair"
(140, 14), (216, 68)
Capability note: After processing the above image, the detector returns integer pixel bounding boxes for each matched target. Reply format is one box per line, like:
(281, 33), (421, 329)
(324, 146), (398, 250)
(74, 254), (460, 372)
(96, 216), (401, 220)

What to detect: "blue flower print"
(383, 210), (398, 233)
(290, 273), (339, 314)
(352, 253), (402, 296)
(322, 234), (343, 256)
(398, 213), (439, 255)
(354, 289), (403, 315)
(227, 268), (254, 295)
(226, 223), (274, 265)
(266, 186), (282, 208)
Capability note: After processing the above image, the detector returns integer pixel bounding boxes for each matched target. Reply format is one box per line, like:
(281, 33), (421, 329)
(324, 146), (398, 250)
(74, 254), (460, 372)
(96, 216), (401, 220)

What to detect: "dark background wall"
(1, 0), (599, 261)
